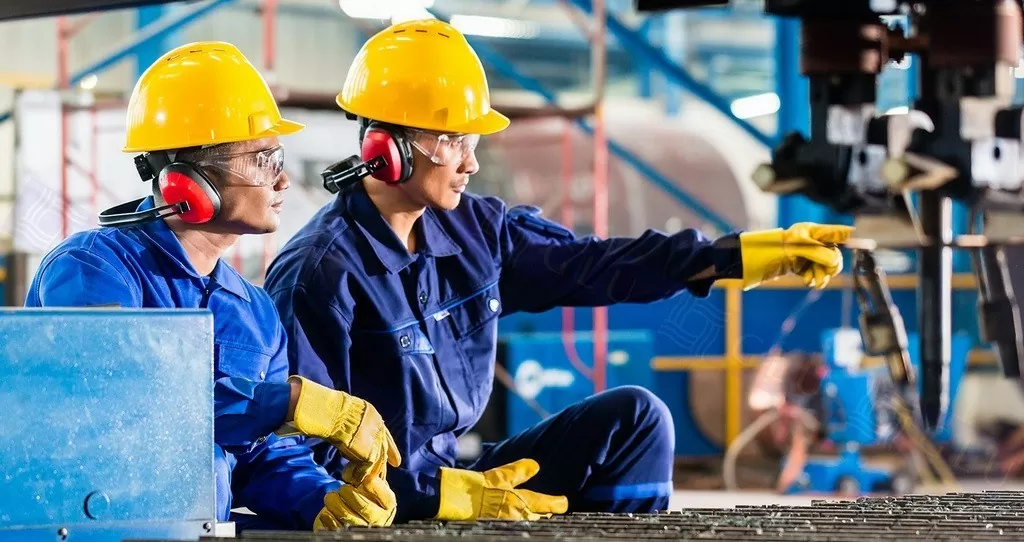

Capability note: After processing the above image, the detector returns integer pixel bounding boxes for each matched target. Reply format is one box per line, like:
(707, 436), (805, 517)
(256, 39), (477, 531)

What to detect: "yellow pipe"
(654, 349), (997, 372)
(714, 273), (977, 290)
(724, 282), (742, 446)
(650, 356), (761, 371)
(0, 72), (54, 89)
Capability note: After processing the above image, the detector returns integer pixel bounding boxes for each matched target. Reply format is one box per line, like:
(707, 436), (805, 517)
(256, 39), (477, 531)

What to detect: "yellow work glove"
(435, 458), (569, 521)
(278, 375), (401, 484)
(314, 464), (398, 529)
(738, 223), (854, 290)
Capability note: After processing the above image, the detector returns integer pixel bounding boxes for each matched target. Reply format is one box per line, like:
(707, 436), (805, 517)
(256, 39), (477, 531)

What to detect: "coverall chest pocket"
(443, 282), (502, 411)
(349, 326), (448, 438)
(214, 342), (273, 382)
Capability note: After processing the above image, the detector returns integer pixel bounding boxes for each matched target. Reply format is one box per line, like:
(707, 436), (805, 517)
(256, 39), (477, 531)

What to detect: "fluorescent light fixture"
(338, 0), (434, 23)
(730, 92), (780, 120)
(449, 14), (541, 39)
(78, 74), (98, 90)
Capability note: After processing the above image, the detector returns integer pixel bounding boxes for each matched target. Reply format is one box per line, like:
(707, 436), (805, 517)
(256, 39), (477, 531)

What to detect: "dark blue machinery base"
(0, 309), (219, 542)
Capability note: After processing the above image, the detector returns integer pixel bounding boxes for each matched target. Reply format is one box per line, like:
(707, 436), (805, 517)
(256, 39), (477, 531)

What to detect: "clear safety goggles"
(194, 145), (285, 187)
(406, 128), (480, 167)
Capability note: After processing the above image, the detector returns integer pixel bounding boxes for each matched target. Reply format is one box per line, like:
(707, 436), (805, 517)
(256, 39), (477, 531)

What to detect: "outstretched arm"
(497, 205), (744, 315)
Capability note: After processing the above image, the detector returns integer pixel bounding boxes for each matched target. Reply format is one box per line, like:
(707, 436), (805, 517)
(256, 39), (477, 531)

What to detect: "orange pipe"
(591, 0), (608, 395)
(262, 0), (278, 276)
(560, 122), (593, 381)
(58, 16), (70, 239)
(91, 107), (99, 219)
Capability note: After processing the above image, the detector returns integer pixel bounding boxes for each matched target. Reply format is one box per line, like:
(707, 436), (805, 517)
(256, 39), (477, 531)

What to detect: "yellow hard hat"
(337, 19), (510, 135)
(123, 41), (303, 153)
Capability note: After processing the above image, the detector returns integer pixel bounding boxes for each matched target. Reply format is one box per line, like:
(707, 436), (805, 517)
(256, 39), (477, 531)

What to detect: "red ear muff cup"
(361, 127), (408, 184)
(159, 166), (220, 224)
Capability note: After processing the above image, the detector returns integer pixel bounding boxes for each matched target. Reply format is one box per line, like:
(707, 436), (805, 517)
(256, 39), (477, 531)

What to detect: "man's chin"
(432, 193), (463, 211)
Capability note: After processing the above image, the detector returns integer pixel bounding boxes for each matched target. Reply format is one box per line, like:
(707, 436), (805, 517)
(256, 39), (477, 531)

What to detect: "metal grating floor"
(132, 490), (1024, 541)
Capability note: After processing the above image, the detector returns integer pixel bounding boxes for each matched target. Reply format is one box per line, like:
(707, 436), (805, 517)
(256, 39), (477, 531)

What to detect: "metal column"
(774, 16), (832, 228)
(135, 5), (181, 81)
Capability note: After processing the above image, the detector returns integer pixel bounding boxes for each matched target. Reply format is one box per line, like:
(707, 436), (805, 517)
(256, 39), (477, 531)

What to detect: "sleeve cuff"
(682, 233), (743, 298)
(712, 232), (744, 280)
(257, 381), (293, 434)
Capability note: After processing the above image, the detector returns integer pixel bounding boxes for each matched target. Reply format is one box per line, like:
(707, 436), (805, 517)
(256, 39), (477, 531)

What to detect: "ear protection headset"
(321, 115), (415, 194)
(98, 151), (222, 228)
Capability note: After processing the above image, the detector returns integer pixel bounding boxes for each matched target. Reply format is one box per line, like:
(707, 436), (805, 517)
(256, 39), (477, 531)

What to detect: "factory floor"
(668, 479), (1024, 510)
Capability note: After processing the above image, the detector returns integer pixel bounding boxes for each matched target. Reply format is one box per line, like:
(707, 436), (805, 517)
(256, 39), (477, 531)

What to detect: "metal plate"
(0, 1), (188, 22)
(0, 309), (216, 531)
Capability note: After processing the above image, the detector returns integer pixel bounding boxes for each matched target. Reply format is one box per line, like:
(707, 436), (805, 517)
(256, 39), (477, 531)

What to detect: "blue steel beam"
(569, 0), (777, 149)
(69, 0), (235, 87)
(424, 8), (736, 233)
(135, 5), (182, 81)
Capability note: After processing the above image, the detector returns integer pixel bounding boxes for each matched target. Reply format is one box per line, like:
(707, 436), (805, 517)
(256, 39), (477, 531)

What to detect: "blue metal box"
(499, 331), (655, 437)
(0, 309), (217, 542)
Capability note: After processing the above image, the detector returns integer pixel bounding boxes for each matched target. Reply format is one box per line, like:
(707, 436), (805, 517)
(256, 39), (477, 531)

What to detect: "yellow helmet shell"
(123, 41), (303, 153)
(337, 19), (510, 135)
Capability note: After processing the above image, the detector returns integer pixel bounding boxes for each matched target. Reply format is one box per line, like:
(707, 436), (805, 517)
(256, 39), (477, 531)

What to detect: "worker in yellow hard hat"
(25, 41), (398, 531)
(265, 18), (853, 524)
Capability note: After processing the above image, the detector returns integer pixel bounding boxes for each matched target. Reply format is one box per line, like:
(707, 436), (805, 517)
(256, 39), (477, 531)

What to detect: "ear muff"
(360, 122), (413, 184)
(158, 162), (222, 224)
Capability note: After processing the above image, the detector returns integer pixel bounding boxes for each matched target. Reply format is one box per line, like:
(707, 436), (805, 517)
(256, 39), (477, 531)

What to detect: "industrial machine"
(779, 328), (970, 496)
(641, 0), (1024, 492)
(0, 309), (223, 542)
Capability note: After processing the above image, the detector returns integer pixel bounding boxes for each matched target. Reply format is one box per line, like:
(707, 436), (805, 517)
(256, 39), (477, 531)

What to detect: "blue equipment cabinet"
(499, 331), (654, 438)
(0, 309), (218, 542)
(785, 328), (970, 496)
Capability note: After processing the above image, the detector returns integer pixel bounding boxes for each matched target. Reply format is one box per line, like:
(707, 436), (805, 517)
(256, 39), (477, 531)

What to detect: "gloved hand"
(435, 458), (569, 521)
(738, 223), (854, 290)
(278, 375), (401, 484)
(314, 464), (398, 529)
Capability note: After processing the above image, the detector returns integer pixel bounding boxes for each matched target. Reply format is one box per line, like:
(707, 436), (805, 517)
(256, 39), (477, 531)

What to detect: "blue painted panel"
(0, 309), (216, 539)
(500, 331), (654, 433)
(499, 283), (983, 458)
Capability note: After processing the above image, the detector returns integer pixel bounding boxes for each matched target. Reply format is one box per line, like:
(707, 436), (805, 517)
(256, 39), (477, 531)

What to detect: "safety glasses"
(405, 128), (480, 167)
(195, 145), (285, 187)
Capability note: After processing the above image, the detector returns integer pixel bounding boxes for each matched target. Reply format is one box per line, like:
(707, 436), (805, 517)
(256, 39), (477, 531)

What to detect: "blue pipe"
(568, 0), (777, 150)
(425, 9), (736, 233)
(69, 0), (235, 87)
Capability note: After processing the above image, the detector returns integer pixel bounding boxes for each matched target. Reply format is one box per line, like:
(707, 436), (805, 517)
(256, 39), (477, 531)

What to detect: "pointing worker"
(264, 19), (853, 523)
(24, 42), (399, 530)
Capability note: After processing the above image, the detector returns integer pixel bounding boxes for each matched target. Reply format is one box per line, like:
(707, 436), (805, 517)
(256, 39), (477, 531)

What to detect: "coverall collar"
(134, 196), (251, 302)
(346, 183), (462, 274)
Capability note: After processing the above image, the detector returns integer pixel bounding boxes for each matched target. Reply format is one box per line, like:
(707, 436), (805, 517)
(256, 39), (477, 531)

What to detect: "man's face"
(398, 129), (481, 211)
(192, 136), (289, 234)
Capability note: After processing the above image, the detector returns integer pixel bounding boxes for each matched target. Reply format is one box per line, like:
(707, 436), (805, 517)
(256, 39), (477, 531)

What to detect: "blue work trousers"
(465, 386), (675, 513)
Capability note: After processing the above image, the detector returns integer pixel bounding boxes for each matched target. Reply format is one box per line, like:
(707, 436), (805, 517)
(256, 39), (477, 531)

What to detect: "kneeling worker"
(264, 19), (853, 523)
(25, 42), (399, 530)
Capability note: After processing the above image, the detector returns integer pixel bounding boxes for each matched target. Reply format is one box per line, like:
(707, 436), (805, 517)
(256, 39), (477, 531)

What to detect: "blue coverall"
(24, 196), (339, 529)
(264, 183), (744, 523)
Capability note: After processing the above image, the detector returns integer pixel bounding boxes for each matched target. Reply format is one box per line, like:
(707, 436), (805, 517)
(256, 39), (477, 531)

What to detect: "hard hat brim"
(458, 109), (510, 136)
(121, 116), (305, 153)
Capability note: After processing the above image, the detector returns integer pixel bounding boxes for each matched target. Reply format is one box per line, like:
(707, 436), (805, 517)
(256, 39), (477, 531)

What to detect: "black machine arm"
(636, 0), (1024, 435)
(852, 248), (915, 394)
(972, 243), (1024, 379)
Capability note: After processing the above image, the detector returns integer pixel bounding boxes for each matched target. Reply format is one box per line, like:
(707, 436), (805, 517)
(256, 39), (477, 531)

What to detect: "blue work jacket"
(264, 182), (742, 522)
(24, 196), (339, 529)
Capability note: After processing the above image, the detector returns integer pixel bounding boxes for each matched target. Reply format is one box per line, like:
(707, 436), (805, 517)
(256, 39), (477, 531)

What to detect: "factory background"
(4, 0), (1024, 505)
